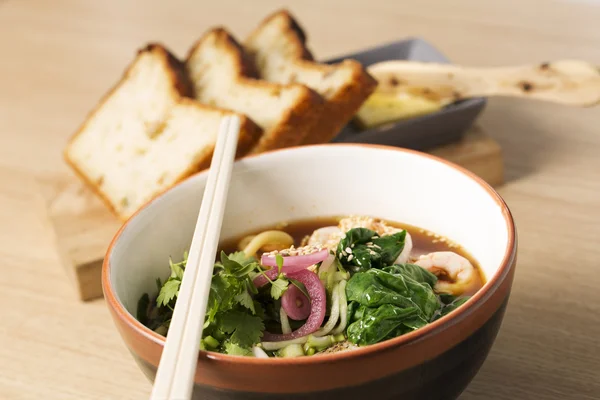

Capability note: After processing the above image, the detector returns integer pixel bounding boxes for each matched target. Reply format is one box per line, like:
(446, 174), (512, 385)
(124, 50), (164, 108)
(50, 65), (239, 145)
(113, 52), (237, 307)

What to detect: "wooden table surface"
(2, 0), (599, 399)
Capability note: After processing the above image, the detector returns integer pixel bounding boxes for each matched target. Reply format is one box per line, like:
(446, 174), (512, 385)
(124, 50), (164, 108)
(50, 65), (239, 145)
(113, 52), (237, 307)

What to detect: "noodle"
(237, 235), (255, 251)
(241, 230), (294, 257)
(280, 307), (292, 334)
(314, 282), (341, 337)
(331, 280), (348, 335)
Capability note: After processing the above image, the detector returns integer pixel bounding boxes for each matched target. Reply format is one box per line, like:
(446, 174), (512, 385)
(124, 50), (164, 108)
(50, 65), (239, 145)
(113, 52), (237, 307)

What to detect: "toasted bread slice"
(245, 10), (378, 145)
(64, 44), (260, 220)
(185, 28), (323, 154)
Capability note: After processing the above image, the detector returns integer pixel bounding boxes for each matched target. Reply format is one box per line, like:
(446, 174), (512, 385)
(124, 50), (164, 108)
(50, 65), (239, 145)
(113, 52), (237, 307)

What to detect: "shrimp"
(308, 226), (343, 251)
(309, 216), (415, 260)
(414, 251), (476, 295)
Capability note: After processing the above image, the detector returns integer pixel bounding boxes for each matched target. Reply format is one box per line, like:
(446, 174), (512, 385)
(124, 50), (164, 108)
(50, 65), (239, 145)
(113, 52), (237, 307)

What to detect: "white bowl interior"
(109, 145), (510, 316)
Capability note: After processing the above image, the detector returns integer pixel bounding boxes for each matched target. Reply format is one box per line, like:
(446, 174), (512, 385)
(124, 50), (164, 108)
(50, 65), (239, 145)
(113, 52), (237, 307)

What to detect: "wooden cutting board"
(42, 125), (503, 301)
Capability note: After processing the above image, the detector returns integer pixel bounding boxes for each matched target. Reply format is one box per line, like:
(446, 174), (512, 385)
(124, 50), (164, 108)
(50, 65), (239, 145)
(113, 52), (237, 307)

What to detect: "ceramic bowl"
(103, 144), (517, 400)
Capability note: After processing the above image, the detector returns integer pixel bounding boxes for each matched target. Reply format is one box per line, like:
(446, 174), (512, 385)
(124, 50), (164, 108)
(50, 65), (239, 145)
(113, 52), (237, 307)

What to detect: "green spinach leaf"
(433, 296), (471, 321)
(438, 293), (457, 305)
(382, 263), (438, 289)
(346, 269), (439, 320)
(347, 304), (421, 345)
(373, 230), (407, 266)
(337, 228), (406, 272)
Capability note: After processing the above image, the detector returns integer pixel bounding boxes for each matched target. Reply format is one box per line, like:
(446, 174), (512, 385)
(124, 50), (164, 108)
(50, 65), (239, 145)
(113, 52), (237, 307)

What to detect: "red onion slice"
(253, 248), (329, 288)
(281, 284), (311, 321)
(261, 269), (326, 341)
(261, 249), (328, 271)
(252, 268), (279, 288)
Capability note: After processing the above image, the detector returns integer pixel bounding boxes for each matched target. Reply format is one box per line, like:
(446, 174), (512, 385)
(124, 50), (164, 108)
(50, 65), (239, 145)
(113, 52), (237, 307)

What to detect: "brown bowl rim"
(102, 142), (517, 367)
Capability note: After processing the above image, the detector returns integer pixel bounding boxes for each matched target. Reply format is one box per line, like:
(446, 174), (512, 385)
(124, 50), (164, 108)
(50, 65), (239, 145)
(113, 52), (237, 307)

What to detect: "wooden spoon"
(368, 59), (600, 107)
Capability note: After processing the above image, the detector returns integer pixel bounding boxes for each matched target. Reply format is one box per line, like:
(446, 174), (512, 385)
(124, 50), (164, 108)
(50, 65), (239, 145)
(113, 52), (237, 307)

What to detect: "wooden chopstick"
(150, 116), (240, 400)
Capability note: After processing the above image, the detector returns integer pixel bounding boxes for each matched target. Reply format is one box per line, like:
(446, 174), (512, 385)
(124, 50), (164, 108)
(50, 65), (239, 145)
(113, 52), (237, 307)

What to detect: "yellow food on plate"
(354, 91), (443, 129)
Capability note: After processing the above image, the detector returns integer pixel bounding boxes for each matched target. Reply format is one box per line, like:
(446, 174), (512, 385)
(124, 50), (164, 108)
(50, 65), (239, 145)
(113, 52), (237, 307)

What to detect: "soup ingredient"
(346, 268), (438, 319)
(331, 280), (349, 335)
(252, 346), (269, 358)
(317, 253), (336, 286)
(382, 263), (437, 289)
(354, 91), (443, 129)
(345, 266), (440, 345)
(148, 250), (267, 355)
(139, 216), (482, 358)
(394, 232), (413, 264)
(337, 227), (406, 272)
(242, 230), (295, 257)
(252, 245), (327, 288)
(313, 281), (341, 337)
(307, 216), (410, 252)
(347, 304), (425, 345)
(261, 246), (328, 269)
(261, 269), (326, 342)
(415, 251), (476, 295)
(321, 341), (359, 354)
(433, 296), (471, 321)
(279, 307), (293, 334)
(339, 215), (406, 237)
(156, 255), (187, 308)
(279, 344), (305, 358)
(281, 284), (311, 320)
(308, 226), (343, 250)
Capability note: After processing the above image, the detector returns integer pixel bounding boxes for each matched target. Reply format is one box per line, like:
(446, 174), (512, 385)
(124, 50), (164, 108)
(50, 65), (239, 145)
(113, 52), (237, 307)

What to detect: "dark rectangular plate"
(324, 38), (486, 151)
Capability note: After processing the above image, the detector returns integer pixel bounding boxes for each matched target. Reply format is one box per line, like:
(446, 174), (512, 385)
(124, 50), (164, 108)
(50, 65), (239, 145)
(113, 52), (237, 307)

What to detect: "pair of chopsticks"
(150, 116), (240, 400)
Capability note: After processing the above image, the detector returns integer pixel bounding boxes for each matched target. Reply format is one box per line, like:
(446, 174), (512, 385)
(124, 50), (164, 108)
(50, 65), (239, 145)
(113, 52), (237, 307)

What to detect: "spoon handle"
(368, 60), (600, 107)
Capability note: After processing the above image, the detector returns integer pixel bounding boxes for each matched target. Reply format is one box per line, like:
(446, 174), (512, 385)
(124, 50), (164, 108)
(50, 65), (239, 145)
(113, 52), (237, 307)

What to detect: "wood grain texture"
(0, 0), (599, 399)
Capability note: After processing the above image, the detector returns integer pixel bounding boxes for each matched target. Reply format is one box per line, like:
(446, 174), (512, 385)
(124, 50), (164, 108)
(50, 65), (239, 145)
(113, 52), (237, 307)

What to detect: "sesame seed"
(345, 247), (352, 254)
(347, 255), (354, 261)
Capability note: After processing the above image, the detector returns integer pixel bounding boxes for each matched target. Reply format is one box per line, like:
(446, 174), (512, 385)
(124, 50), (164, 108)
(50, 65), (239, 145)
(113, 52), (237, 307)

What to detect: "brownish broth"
(221, 216), (485, 296)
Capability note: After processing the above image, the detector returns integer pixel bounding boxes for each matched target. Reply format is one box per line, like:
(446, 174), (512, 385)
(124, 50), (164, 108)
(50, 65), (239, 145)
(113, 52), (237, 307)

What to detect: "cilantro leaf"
(220, 251), (260, 278)
(270, 276), (289, 300)
(224, 341), (253, 356)
(206, 273), (238, 322)
(168, 257), (185, 280)
(276, 254), (284, 274)
(245, 276), (258, 295)
(234, 288), (256, 314)
(157, 279), (181, 307)
(219, 310), (264, 348)
(228, 251), (256, 266)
